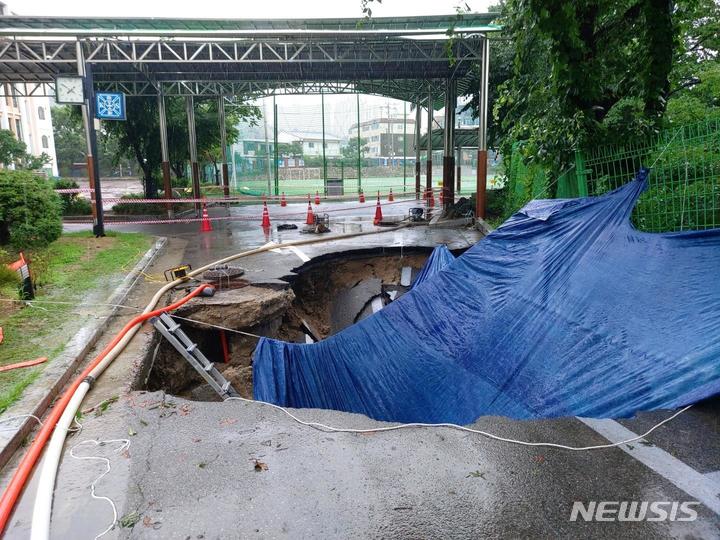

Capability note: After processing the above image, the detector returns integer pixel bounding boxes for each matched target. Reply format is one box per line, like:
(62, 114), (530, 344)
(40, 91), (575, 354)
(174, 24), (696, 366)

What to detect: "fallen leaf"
(253, 459), (268, 472)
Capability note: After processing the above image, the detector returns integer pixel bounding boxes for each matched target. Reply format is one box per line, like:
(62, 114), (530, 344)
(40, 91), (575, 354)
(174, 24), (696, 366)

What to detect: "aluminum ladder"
(151, 312), (239, 400)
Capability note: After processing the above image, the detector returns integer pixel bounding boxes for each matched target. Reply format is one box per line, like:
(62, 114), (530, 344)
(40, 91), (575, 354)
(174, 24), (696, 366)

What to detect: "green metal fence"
(506, 119), (720, 232)
(583, 118), (720, 232)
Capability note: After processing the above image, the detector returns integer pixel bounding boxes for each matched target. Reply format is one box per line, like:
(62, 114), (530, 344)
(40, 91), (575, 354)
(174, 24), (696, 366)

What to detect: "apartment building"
(0, 84), (59, 176)
(348, 116), (415, 159)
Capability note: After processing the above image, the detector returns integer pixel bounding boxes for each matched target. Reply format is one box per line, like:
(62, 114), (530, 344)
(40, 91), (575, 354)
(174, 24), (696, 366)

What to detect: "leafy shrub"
(54, 178), (92, 216)
(0, 263), (19, 289)
(0, 170), (62, 249)
(0, 247), (19, 291)
(172, 176), (189, 188)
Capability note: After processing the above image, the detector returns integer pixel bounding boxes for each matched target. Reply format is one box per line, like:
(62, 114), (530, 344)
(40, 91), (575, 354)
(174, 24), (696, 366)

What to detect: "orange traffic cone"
(261, 201), (271, 228)
(388, 189), (394, 202)
(200, 201), (213, 232)
(306, 201), (315, 225)
(373, 192), (383, 225)
(426, 187), (435, 208)
(359, 190), (366, 203)
(314, 190), (321, 205)
(280, 192), (287, 207)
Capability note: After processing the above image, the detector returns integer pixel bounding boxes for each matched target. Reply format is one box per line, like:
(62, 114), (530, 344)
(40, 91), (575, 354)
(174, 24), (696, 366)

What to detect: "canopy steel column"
(403, 101), (407, 193)
(456, 145), (462, 193)
(476, 37), (490, 220)
(426, 85), (433, 197)
(273, 97), (279, 195)
(263, 99), (271, 195)
(77, 44), (104, 237)
(443, 78), (457, 211)
(321, 91), (327, 188)
(414, 101), (421, 199)
(218, 96), (229, 198)
(356, 93), (362, 194)
(158, 92), (173, 218)
(186, 95), (201, 216)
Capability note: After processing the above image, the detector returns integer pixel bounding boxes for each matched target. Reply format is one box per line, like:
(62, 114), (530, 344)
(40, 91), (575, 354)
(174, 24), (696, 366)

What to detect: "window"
(37, 107), (45, 120)
(14, 119), (22, 140)
(41, 135), (49, 149)
(308, 142), (315, 148)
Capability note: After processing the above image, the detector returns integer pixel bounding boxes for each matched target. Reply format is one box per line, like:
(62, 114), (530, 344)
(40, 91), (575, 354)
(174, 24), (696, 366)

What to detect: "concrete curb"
(0, 236), (168, 470)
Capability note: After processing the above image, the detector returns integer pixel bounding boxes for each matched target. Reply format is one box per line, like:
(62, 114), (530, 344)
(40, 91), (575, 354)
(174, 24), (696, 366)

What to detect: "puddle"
(137, 248), (433, 401)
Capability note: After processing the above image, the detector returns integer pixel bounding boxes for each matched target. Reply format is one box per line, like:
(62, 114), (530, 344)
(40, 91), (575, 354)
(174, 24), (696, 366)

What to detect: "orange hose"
(0, 284), (209, 533)
(0, 357), (48, 373)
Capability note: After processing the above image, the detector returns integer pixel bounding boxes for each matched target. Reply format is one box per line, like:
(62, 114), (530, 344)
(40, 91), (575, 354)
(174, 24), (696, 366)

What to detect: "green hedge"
(111, 193), (192, 215)
(54, 178), (92, 216)
(0, 170), (62, 249)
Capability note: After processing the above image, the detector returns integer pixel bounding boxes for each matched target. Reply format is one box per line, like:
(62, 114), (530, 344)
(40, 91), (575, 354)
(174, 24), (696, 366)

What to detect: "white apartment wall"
(0, 90), (58, 176)
(302, 140), (341, 157)
(22, 97), (58, 176)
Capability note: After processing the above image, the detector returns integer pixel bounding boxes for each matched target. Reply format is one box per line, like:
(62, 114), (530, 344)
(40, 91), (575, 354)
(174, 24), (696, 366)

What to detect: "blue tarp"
(253, 170), (720, 423)
(411, 245), (455, 288)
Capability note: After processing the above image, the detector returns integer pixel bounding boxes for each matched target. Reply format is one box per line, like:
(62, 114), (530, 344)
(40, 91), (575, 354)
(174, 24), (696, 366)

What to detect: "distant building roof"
(350, 117), (416, 131)
(279, 130), (343, 143)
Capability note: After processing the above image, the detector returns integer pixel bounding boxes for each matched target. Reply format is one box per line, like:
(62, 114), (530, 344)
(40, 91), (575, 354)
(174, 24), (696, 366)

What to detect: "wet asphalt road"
(22, 202), (720, 538)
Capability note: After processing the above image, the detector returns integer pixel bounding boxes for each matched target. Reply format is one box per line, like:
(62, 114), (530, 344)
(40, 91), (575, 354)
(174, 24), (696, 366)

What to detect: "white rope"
(168, 315), (263, 339)
(0, 414), (43, 430)
(68, 439), (131, 540)
(224, 397), (692, 452)
(0, 298), (143, 312)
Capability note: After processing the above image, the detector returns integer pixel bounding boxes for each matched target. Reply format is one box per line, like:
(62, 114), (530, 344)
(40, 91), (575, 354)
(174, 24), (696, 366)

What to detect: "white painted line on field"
(579, 417), (720, 515)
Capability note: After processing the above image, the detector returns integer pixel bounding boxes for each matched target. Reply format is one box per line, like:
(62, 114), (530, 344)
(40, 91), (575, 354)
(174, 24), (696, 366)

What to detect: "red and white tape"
(66, 198), (427, 225)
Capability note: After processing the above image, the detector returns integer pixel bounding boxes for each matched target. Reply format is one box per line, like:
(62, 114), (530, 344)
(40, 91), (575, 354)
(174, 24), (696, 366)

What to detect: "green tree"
(105, 96), (258, 196)
(52, 105), (138, 178)
(50, 106), (86, 177)
(103, 97), (162, 197)
(481, 0), (678, 179)
(664, 0), (720, 126)
(342, 137), (368, 160)
(278, 141), (303, 158)
(0, 129), (28, 166)
(0, 129), (50, 171)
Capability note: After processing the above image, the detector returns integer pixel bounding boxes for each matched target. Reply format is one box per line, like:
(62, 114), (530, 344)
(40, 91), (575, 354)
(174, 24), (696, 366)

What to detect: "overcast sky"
(10, 0), (494, 18)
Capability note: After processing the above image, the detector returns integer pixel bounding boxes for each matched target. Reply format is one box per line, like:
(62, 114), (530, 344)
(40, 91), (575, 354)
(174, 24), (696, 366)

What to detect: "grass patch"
(0, 231), (152, 413)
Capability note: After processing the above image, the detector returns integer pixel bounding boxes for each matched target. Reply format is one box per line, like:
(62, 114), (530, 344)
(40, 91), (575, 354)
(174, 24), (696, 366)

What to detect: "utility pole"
(77, 43), (104, 236)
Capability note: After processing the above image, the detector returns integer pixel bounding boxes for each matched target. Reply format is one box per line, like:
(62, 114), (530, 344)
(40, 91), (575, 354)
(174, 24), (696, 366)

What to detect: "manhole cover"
(202, 265), (245, 281)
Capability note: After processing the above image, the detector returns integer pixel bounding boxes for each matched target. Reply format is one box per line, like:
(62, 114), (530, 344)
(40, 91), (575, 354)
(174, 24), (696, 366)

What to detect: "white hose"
(30, 383), (90, 540)
(30, 224), (410, 539)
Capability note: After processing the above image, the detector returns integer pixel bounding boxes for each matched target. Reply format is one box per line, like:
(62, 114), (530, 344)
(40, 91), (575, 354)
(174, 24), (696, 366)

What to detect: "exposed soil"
(141, 249), (431, 401)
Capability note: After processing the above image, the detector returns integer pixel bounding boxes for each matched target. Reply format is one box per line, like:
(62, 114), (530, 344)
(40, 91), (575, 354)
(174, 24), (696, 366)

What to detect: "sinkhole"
(137, 248), (442, 401)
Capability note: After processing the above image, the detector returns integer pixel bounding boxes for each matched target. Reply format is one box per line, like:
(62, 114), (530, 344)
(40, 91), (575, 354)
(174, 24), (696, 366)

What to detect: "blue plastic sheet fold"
(411, 244), (455, 288)
(253, 170), (720, 422)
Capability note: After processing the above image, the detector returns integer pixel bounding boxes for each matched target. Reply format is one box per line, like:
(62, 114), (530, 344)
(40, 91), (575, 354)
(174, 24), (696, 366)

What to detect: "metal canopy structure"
(0, 14), (497, 233)
(0, 14), (497, 105)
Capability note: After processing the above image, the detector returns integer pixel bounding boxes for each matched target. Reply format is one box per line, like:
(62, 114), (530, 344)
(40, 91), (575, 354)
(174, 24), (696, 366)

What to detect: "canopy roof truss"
(0, 14), (498, 106)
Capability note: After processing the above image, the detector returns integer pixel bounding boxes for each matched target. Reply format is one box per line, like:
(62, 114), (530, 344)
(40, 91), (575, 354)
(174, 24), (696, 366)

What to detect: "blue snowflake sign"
(95, 92), (126, 120)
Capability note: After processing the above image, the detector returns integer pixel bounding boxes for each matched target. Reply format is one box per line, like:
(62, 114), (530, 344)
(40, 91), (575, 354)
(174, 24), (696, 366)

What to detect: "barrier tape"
(66, 198), (430, 225)
(53, 189), (443, 204)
